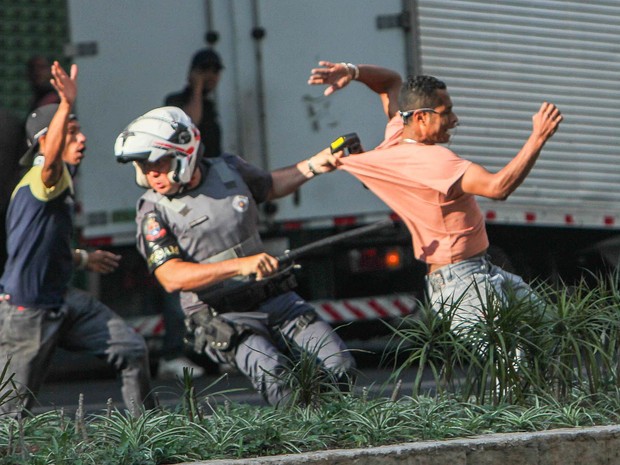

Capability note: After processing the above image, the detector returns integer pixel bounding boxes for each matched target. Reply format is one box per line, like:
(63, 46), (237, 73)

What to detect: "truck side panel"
(416, 0), (620, 229)
(68, 0), (407, 243)
(67, 0), (210, 243)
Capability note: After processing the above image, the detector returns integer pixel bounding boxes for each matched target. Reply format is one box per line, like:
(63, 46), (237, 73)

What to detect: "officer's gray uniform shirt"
(136, 153), (272, 315)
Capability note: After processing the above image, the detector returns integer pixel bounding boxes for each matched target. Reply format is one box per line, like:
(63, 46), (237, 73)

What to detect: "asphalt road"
(32, 365), (410, 416)
(29, 339), (424, 416)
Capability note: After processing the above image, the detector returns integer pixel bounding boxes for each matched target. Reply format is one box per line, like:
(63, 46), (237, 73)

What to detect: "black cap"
(190, 48), (224, 71)
(19, 103), (77, 167)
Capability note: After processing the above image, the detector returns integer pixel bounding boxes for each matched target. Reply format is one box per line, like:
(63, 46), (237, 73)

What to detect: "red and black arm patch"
(141, 211), (182, 272)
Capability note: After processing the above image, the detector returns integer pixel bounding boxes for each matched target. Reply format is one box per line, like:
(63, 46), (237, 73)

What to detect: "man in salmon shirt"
(308, 61), (562, 330)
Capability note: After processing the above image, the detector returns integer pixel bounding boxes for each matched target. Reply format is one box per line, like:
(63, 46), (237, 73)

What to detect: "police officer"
(115, 106), (355, 406)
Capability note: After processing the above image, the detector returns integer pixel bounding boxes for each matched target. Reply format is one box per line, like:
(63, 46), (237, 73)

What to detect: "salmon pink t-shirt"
(338, 117), (488, 265)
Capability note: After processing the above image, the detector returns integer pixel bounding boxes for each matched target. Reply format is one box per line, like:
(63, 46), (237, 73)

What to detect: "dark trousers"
(0, 288), (154, 417)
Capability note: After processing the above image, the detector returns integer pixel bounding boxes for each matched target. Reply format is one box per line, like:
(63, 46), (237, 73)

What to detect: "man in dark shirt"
(164, 48), (223, 158)
(0, 62), (153, 417)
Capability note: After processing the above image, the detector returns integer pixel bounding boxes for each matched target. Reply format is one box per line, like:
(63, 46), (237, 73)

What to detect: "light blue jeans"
(425, 256), (541, 332)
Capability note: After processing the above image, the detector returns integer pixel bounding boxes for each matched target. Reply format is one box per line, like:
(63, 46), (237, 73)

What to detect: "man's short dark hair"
(398, 75), (447, 113)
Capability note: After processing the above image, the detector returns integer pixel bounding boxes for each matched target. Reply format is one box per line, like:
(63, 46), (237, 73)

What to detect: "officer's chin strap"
(168, 160), (188, 195)
(177, 145), (206, 195)
(175, 156), (205, 195)
(168, 175), (190, 196)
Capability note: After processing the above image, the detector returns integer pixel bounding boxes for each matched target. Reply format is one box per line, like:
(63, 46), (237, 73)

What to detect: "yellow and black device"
(330, 133), (363, 156)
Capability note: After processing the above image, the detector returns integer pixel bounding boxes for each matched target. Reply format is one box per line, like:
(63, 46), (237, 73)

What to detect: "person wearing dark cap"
(0, 61), (154, 417)
(165, 48), (224, 158)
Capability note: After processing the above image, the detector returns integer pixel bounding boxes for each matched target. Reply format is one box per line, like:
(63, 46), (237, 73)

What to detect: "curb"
(179, 425), (620, 465)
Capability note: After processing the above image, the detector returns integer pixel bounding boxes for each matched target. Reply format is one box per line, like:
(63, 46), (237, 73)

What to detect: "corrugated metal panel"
(417, 0), (620, 227)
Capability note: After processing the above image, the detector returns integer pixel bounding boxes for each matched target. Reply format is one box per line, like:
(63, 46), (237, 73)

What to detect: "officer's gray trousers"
(206, 292), (355, 406)
(0, 288), (154, 417)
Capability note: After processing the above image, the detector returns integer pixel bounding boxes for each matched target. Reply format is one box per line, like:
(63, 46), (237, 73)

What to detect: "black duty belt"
(199, 270), (297, 314)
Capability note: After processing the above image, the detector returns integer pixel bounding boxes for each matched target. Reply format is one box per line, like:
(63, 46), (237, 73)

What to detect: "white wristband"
(341, 62), (359, 80)
(347, 62), (360, 80)
(76, 249), (89, 270)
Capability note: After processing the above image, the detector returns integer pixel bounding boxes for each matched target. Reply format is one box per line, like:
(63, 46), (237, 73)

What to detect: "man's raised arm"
(40, 61), (78, 187)
(308, 60), (402, 119)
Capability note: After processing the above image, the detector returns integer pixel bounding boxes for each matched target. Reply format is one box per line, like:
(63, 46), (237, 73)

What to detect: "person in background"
(0, 61), (154, 417)
(0, 108), (25, 276)
(165, 48), (223, 158)
(26, 55), (61, 112)
(307, 60), (562, 331)
(115, 106), (355, 406)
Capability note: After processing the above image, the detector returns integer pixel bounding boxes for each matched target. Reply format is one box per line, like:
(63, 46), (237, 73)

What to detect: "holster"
(184, 308), (239, 353)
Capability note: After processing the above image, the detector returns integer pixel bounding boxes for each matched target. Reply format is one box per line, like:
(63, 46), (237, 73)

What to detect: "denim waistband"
(0, 294), (63, 312)
(427, 255), (491, 283)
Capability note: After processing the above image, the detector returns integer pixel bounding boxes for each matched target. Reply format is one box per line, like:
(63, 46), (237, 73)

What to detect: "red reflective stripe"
(334, 216), (357, 227)
(82, 237), (113, 247)
(342, 301), (366, 319)
(393, 299), (414, 316)
(320, 303), (344, 321)
(133, 319), (150, 334)
(282, 221), (303, 231)
(152, 317), (166, 336)
(367, 299), (390, 318)
(132, 316), (163, 336)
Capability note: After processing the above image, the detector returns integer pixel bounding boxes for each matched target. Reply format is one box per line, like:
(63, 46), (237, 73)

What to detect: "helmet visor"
(134, 154), (175, 173)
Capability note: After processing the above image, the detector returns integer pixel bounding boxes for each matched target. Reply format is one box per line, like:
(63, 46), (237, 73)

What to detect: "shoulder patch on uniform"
(145, 214), (166, 241)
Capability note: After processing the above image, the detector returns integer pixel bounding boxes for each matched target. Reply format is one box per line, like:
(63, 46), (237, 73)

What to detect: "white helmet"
(114, 106), (202, 188)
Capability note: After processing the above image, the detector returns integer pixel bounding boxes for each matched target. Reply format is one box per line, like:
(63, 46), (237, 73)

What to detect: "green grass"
(2, 392), (620, 464)
(2, 272), (620, 464)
